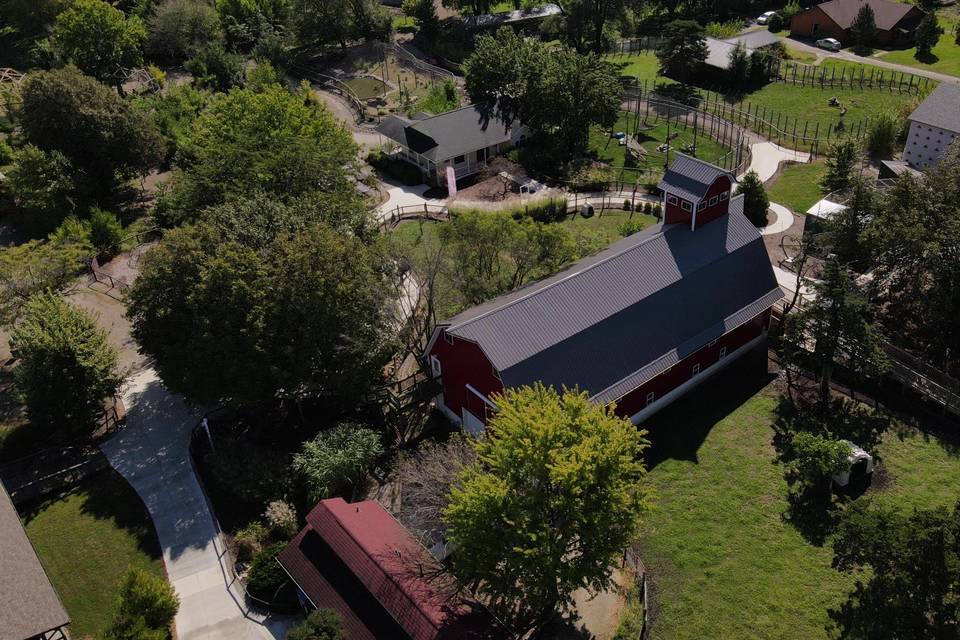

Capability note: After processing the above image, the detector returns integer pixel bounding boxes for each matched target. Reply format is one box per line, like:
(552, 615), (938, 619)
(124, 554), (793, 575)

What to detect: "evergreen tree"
(656, 20), (708, 86)
(735, 170), (769, 227)
(914, 12), (943, 60)
(727, 41), (750, 88)
(821, 138), (860, 194)
(850, 4), (877, 49)
(10, 292), (122, 436)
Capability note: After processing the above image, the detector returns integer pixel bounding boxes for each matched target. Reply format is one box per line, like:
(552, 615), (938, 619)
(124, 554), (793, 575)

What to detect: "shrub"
(0, 138), (13, 165)
(623, 199), (632, 212)
(234, 521), (269, 562)
(264, 500), (298, 539)
(705, 19), (742, 39)
(866, 110), (900, 158)
(292, 423), (383, 502)
(286, 609), (345, 640)
(652, 203), (662, 217)
(767, 12), (784, 33)
(89, 208), (124, 260)
(368, 152), (423, 186)
(245, 542), (289, 602)
(568, 164), (613, 192)
(186, 42), (244, 91)
(516, 197), (568, 223)
(618, 219), (647, 237)
(642, 201), (652, 215)
(781, 0), (801, 21)
(104, 568), (179, 640)
(146, 0), (221, 63)
(205, 435), (291, 507)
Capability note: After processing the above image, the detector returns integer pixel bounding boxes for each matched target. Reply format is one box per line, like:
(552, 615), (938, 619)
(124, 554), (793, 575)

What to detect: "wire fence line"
(771, 59), (934, 95)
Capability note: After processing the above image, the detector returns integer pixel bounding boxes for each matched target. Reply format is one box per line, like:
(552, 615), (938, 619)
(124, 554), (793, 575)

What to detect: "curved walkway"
(743, 142), (810, 183)
(100, 368), (294, 640)
(761, 202), (795, 235)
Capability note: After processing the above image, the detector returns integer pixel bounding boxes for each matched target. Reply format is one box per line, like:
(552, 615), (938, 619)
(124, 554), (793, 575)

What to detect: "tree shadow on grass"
(641, 346), (776, 471)
(20, 466), (162, 561)
(913, 52), (940, 65)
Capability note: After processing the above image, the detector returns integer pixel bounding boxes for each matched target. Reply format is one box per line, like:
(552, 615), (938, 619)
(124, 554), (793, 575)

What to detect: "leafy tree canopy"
(292, 423), (384, 502)
(146, 0), (222, 63)
(10, 292), (121, 435)
(830, 500), (960, 639)
(158, 83), (356, 226)
(6, 144), (78, 234)
(18, 67), (165, 197)
(443, 384), (650, 631)
(287, 609), (345, 640)
(50, 0), (148, 86)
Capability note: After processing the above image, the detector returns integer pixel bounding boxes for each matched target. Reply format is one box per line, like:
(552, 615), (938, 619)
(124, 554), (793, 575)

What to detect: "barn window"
(667, 195), (678, 205)
(692, 363), (701, 376)
(492, 366), (501, 381)
(698, 201), (707, 211)
(430, 355), (442, 377)
(708, 339), (717, 347)
(454, 155), (465, 164)
(681, 200), (692, 212)
(710, 196), (719, 206)
(444, 332), (454, 345)
(720, 192), (728, 201)
(646, 391), (655, 406)
(719, 346), (728, 359)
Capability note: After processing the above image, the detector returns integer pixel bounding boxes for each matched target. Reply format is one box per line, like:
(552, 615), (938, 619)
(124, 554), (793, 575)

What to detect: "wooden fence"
(772, 59), (934, 95)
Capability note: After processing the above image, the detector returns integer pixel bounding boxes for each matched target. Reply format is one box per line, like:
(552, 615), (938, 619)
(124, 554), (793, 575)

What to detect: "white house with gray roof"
(903, 83), (960, 169)
(376, 105), (528, 186)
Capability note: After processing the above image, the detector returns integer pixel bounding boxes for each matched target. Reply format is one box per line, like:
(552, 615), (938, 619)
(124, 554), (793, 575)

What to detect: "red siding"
(663, 176), (731, 228)
(428, 330), (504, 422)
(790, 7), (845, 42)
(613, 309), (770, 418)
(693, 176), (732, 229)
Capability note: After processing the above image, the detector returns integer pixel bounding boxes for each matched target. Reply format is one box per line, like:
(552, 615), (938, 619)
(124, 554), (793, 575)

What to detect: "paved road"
(101, 369), (294, 640)
(783, 36), (959, 85)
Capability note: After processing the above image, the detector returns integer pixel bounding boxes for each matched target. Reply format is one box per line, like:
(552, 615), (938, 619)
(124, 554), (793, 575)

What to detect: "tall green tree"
(914, 12), (943, 60)
(830, 500), (960, 639)
(443, 384), (650, 632)
(6, 145), (78, 233)
(820, 138), (860, 194)
(850, 3), (877, 49)
(50, 0), (148, 87)
(656, 19), (708, 86)
(127, 222), (394, 408)
(159, 83), (356, 226)
(18, 67), (165, 197)
(735, 170), (769, 227)
(292, 0), (390, 49)
(401, 0), (439, 39)
(727, 40), (749, 88)
(10, 292), (122, 435)
(146, 0), (222, 63)
(784, 259), (887, 409)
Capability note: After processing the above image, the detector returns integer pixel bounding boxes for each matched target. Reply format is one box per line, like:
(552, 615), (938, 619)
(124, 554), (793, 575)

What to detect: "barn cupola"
(657, 154), (736, 230)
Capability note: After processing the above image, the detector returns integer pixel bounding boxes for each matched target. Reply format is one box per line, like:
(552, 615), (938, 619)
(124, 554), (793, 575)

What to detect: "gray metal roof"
(724, 30), (782, 49)
(907, 82), (960, 133)
(657, 153), (735, 202)
(703, 37), (743, 70)
(375, 106), (513, 162)
(443, 197), (783, 403)
(0, 482), (70, 640)
(460, 3), (562, 31)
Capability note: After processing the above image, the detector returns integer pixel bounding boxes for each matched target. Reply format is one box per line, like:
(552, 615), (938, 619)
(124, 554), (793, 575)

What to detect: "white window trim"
(719, 346), (728, 359)
(667, 195), (678, 205)
(466, 384), (496, 409)
(692, 363), (701, 376)
(719, 191), (729, 201)
(444, 332), (454, 345)
(698, 201), (707, 211)
(646, 391), (655, 406)
(709, 196), (719, 206)
(430, 355), (442, 377)
(681, 200), (692, 212)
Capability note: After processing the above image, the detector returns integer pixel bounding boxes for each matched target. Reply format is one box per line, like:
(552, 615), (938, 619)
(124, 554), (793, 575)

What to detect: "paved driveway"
(100, 370), (294, 640)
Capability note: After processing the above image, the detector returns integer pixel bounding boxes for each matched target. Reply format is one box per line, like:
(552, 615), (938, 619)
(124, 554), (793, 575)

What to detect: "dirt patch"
(449, 157), (563, 205)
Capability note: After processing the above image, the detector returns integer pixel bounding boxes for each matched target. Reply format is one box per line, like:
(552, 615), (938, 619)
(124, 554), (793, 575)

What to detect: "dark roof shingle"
(0, 482), (70, 640)
(657, 153), (735, 202)
(376, 106), (514, 162)
(816, 0), (921, 31)
(907, 82), (960, 133)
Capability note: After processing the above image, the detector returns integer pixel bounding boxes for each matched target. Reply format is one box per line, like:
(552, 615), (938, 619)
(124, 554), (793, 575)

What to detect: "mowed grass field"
(766, 161), (828, 214)
(879, 13), (960, 79)
(635, 354), (960, 640)
(22, 469), (165, 639)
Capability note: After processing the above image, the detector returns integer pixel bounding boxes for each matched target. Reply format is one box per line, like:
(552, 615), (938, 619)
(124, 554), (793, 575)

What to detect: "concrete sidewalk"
(101, 369), (294, 640)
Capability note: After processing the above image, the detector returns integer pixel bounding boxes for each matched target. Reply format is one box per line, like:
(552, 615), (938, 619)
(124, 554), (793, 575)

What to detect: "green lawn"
(766, 161), (827, 213)
(22, 469), (165, 639)
(635, 357), (960, 640)
(589, 111), (733, 184)
(603, 52), (663, 85)
(879, 14), (960, 79)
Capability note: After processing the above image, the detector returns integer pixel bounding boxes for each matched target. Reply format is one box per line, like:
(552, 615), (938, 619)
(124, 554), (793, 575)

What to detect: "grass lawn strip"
(635, 360), (960, 640)
(766, 161), (828, 214)
(878, 13), (960, 79)
(22, 468), (165, 639)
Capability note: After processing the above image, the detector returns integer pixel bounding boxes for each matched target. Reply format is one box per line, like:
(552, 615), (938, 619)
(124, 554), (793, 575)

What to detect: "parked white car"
(756, 11), (776, 24)
(816, 37), (842, 51)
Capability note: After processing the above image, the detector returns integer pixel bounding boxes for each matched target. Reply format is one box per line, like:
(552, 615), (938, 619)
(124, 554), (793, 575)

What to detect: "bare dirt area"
(449, 158), (563, 205)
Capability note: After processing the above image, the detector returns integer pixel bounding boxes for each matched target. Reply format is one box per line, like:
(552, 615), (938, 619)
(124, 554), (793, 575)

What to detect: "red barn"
(278, 498), (505, 640)
(425, 154), (783, 432)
